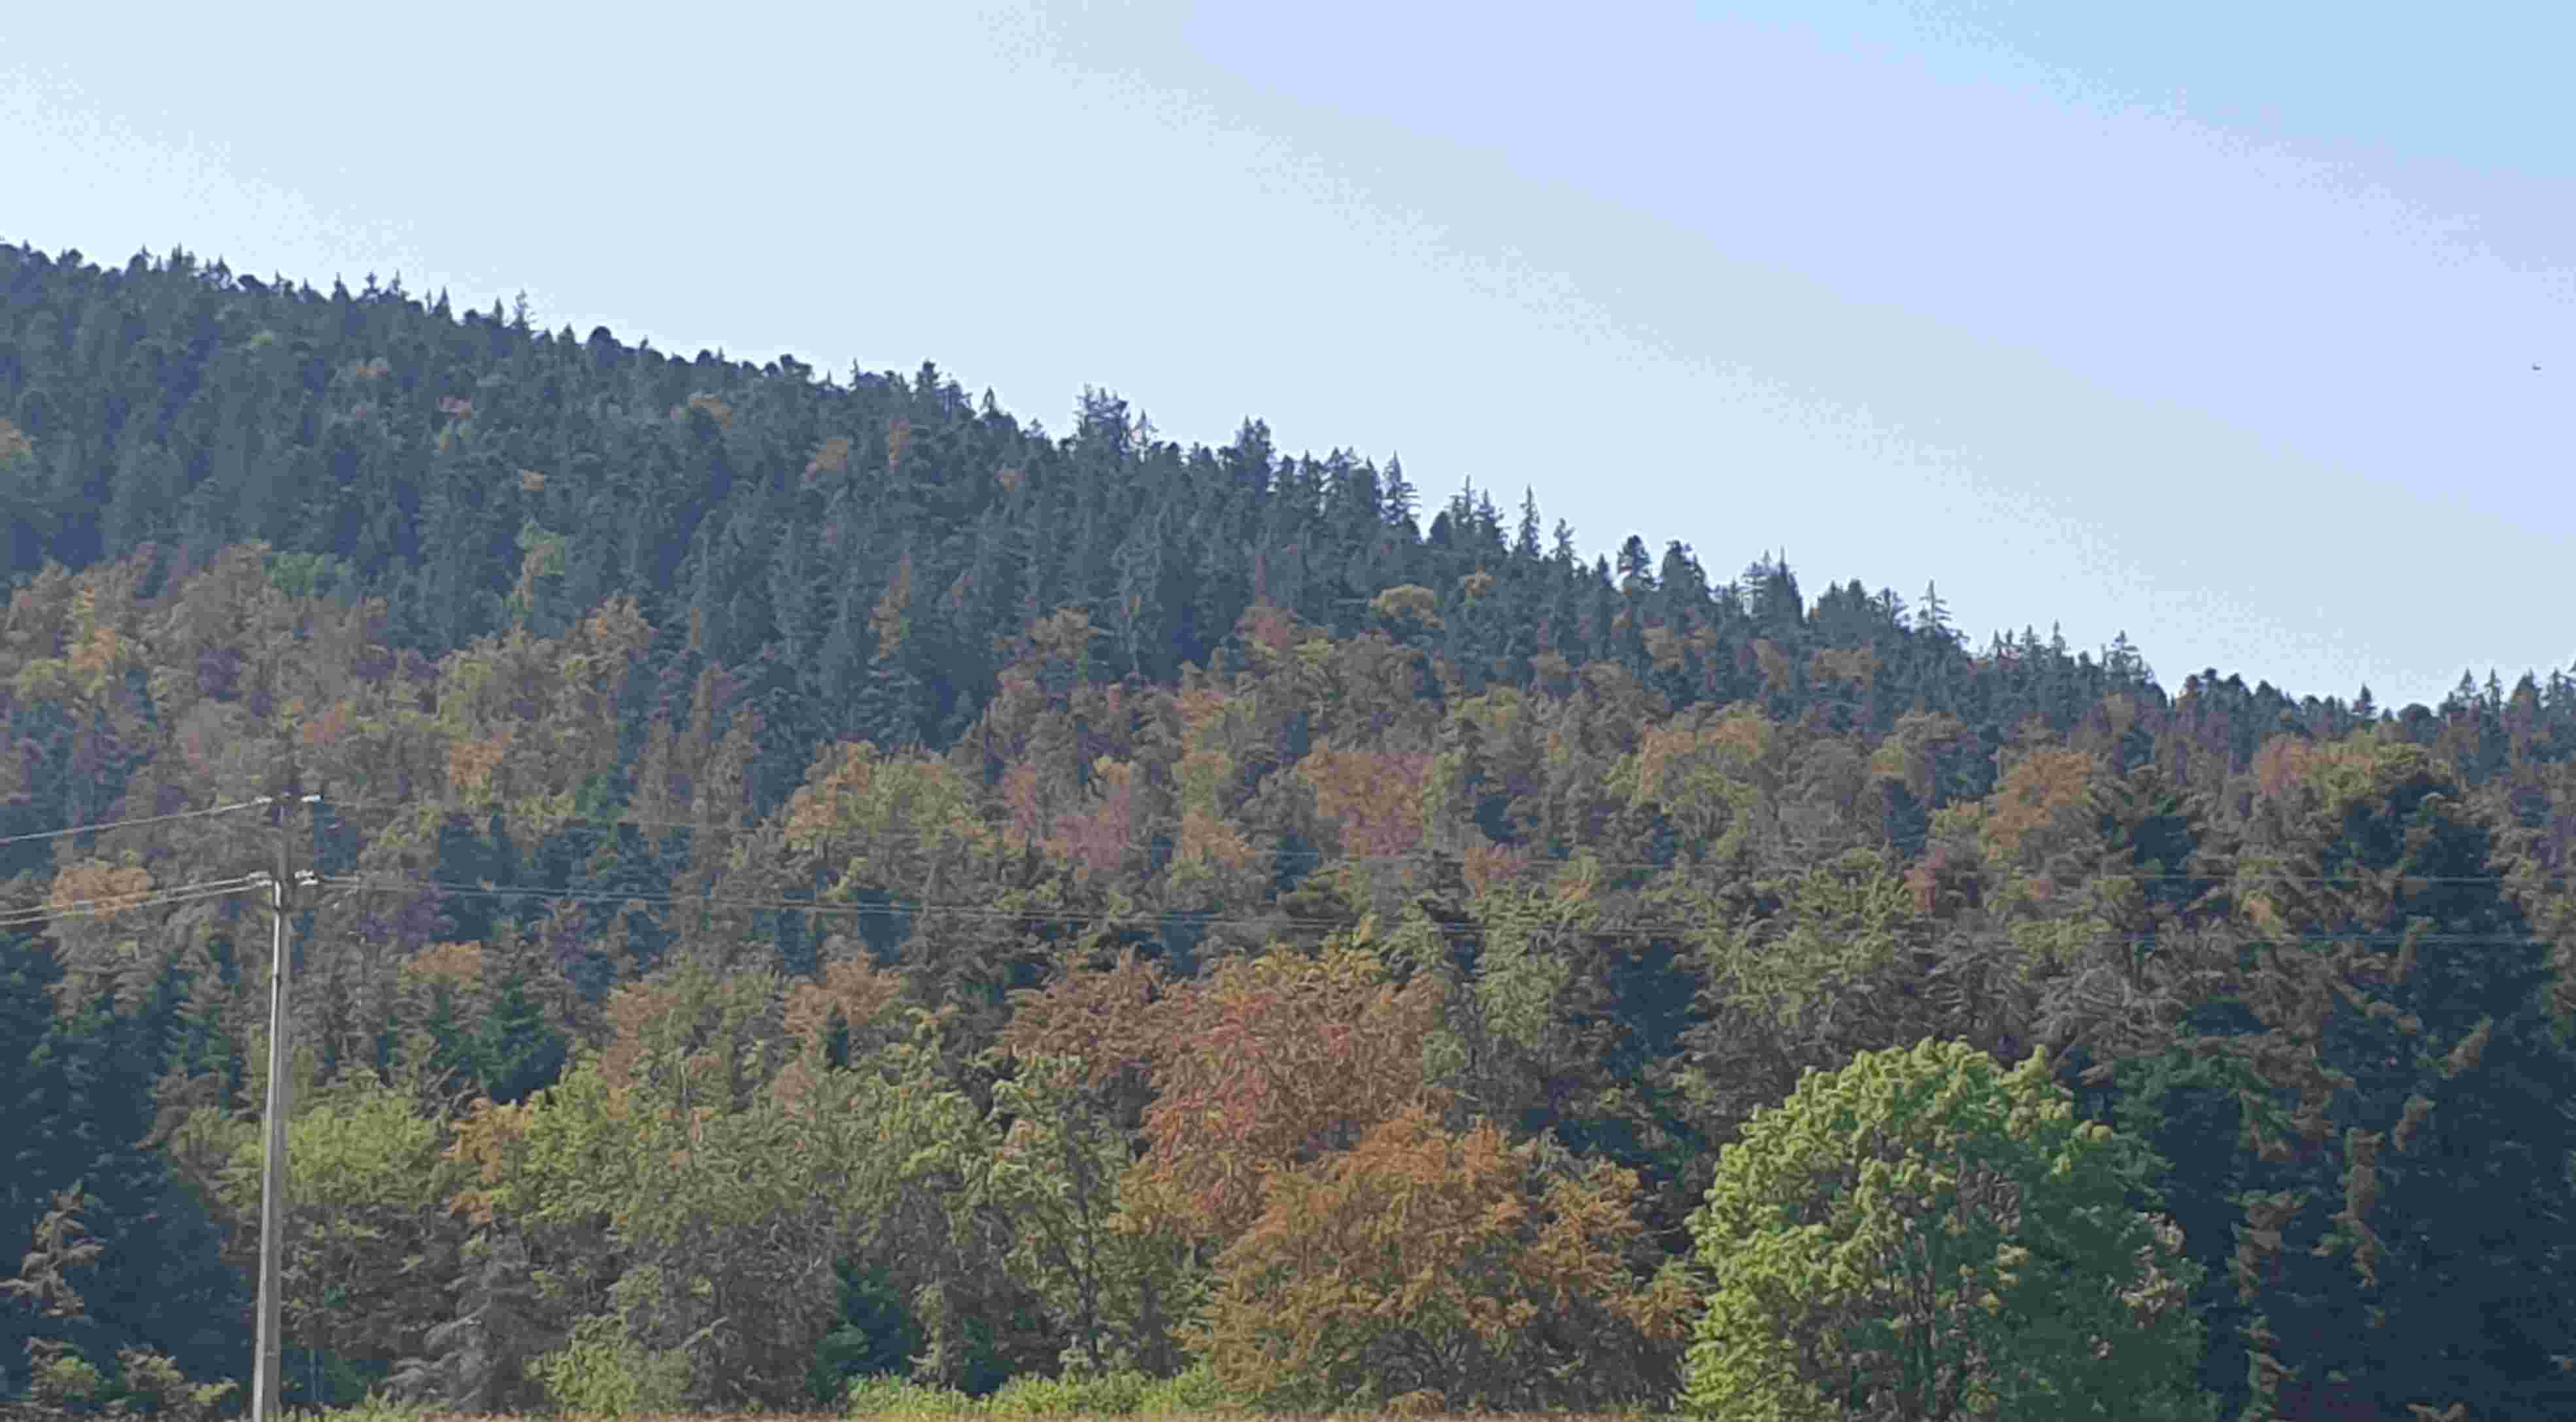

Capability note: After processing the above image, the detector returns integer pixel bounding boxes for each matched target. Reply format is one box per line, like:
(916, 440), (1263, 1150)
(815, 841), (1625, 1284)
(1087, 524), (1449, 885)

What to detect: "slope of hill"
(5, 240), (2574, 1419)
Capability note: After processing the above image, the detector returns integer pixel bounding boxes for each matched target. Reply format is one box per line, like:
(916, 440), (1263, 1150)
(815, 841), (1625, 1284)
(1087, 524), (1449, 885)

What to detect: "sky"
(3, 1), (2568, 708)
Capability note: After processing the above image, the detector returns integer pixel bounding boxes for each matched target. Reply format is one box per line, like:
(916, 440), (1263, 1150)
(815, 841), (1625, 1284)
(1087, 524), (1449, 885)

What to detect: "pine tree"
(389, 1231), (550, 1412)
(1381, 456), (1418, 535)
(1916, 579), (1952, 640)
(1614, 534), (1654, 594)
(2122, 742), (2576, 1420)
(1513, 487), (1544, 562)
(0, 936), (248, 1388)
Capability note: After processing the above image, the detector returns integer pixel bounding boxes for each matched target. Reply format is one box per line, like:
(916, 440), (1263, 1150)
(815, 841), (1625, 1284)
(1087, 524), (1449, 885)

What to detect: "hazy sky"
(5, 2), (2568, 707)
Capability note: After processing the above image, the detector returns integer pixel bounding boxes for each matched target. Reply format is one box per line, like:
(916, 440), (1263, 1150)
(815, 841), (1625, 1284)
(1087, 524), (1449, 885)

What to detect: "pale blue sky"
(5, 1), (2567, 707)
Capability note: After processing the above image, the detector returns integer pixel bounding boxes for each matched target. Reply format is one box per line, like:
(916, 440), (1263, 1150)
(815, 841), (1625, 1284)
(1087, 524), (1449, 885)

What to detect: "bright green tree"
(1685, 1039), (2211, 1422)
(976, 1052), (1196, 1377)
(211, 1076), (469, 1391)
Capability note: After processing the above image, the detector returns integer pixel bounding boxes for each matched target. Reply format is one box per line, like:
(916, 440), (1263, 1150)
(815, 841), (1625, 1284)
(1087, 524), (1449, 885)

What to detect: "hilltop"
(4, 240), (2575, 1419)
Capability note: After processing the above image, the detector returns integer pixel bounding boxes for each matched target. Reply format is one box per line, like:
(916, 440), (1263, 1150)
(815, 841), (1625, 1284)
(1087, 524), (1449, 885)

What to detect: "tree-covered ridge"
(18, 237), (2516, 775)
(3, 240), (2574, 1419)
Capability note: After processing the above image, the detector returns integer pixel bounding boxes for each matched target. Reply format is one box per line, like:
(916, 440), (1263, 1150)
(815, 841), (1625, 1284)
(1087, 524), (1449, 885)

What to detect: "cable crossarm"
(0, 794), (284, 847)
(0, 872), (276, 928)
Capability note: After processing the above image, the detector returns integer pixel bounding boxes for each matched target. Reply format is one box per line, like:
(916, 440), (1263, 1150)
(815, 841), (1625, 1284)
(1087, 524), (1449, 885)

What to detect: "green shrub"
(314, 1395), (433, 1422)
(843, 1373), (985, 1416)
(528, 1314), (690, 1417)
(987, 1370), (1151, 1415)
(1133, 1363), (1242, 1416)
(838, 1365), (1238, 1418)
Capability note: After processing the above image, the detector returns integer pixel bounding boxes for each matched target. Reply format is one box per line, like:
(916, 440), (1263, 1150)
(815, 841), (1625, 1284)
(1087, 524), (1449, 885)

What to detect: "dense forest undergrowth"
(5, 240), (2575, 1420)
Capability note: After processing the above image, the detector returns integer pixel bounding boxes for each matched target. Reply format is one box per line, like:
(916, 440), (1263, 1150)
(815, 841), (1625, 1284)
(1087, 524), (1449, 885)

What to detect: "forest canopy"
(4, 239), (2575, 1420)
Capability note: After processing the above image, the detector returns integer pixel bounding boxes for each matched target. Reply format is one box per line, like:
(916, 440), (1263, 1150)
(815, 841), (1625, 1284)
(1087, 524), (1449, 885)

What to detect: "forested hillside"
(5, 239), (2575, 1419)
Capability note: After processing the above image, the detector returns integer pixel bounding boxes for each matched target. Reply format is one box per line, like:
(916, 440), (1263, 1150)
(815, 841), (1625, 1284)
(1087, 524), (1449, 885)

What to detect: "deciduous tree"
(1686, 1040), (2211, 1422)
(1201, 1106), (1689, 1412)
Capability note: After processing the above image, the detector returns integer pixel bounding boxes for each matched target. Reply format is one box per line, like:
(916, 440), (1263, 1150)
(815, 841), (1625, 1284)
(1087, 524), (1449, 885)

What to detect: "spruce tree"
(2114, 741), (2576, 1420)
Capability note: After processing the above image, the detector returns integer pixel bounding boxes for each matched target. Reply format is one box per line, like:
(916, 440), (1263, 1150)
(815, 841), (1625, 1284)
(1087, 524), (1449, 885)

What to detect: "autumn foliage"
(5, 243), (2576, 1419)
(1200, 1106), (1689, 1412)
(1124, 945), (1446, 1244)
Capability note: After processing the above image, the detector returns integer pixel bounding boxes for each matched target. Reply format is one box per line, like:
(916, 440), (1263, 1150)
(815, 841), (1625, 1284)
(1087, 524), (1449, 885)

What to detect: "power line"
(0, 873), (273, 928)
(0, 795), (280, 847)
(0, 872), (271, 921)
(306, 792), (2573, 890)
(310, 873), (2562, 950)
(318, 790), (741, 836)
(316, 872), (1366, 932)
(8, 788), (2555, 934)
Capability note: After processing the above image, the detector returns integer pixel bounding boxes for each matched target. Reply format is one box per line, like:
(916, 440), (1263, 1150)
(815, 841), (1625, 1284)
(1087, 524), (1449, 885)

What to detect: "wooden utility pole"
(250, 792), (318, 1422)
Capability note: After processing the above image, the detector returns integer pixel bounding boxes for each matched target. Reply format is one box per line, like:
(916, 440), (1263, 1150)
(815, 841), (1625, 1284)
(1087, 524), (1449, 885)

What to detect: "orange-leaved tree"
(1123, 944), (1446, 1246)
(1196, 1106), (1691, 1412)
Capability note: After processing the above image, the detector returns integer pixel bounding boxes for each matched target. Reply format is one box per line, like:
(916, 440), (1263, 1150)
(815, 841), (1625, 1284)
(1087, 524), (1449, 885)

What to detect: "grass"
(307, 1372), (1672, 1422)
(307, 1414), (1671, 1422)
